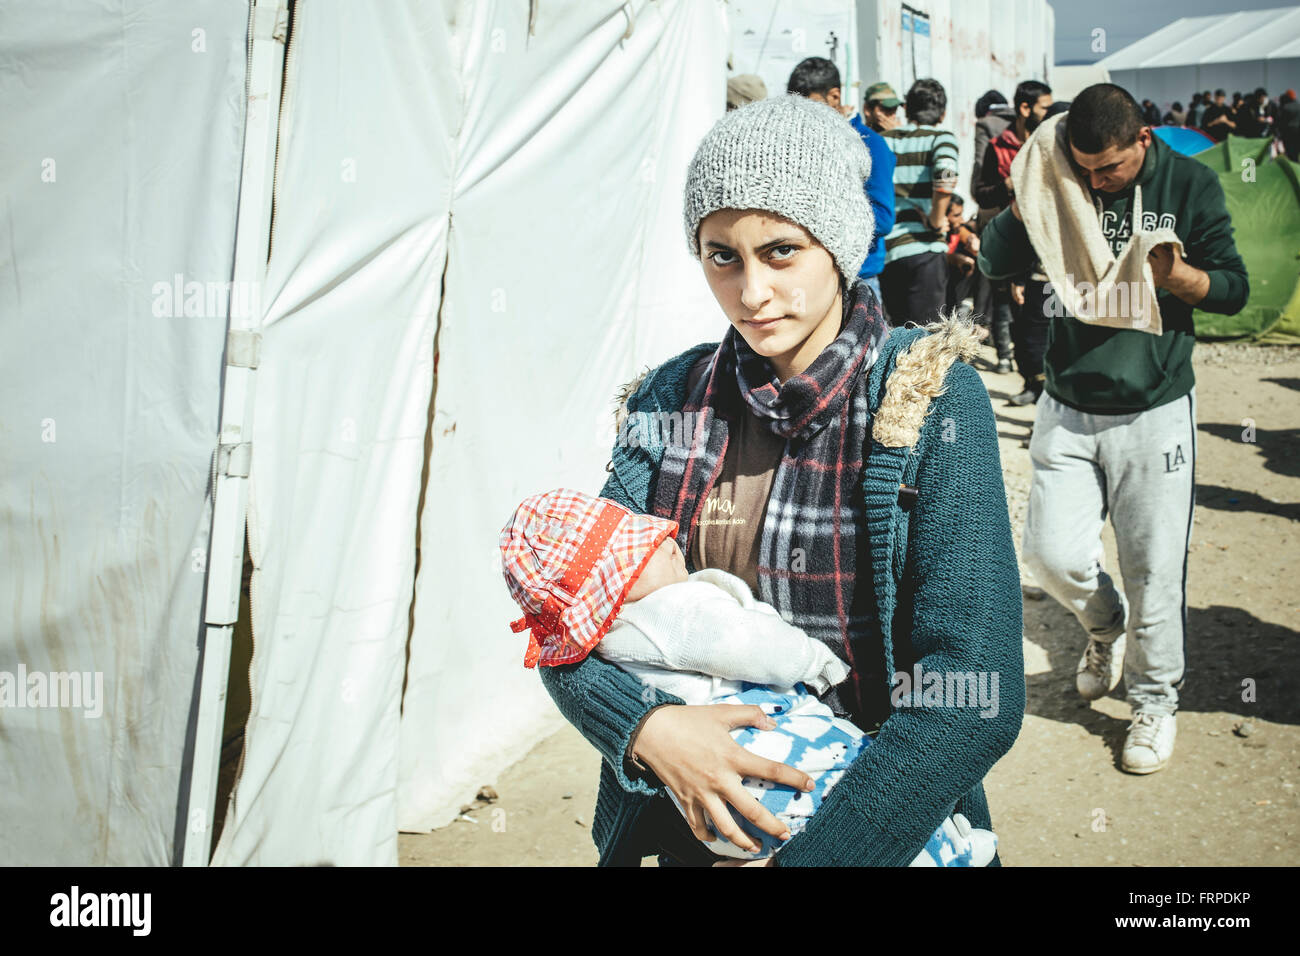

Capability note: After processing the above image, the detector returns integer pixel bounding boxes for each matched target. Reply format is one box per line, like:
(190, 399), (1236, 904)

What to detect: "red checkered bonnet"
(500, 488), (679, 668)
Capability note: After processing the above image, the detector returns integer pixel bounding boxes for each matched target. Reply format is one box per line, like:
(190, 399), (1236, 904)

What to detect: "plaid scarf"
(652, 279), (891, 721)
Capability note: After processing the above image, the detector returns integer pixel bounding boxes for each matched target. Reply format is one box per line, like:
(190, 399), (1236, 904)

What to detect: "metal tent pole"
(180, 0), (288, 867)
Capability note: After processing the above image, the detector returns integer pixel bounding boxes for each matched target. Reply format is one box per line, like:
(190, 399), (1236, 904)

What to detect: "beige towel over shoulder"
(1010, 112), (1182, 335)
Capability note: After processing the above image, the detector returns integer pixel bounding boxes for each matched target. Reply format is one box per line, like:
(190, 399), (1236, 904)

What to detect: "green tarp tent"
(1193, 136), (1300, 343)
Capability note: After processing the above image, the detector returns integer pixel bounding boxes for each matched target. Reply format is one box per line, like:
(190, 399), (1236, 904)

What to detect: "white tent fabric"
(1097, 6), (1300, 108)
(209, 0), (728, 862)
(209, 0), (458, 866)
(396, 0), (729, 835)
(0, 0), (248, 864)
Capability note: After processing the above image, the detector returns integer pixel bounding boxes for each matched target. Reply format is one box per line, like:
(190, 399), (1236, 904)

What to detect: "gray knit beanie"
(683, 93), (874, 287)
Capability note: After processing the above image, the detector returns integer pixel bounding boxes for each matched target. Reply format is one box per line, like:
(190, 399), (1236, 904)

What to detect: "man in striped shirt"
(879, 79), (960, 327)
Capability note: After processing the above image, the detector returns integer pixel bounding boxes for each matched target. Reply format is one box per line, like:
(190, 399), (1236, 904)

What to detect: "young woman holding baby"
(536, 94), (1024, 867)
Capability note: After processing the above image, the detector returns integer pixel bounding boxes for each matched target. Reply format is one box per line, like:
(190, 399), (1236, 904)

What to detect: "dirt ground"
(400, 341), (1300, 867)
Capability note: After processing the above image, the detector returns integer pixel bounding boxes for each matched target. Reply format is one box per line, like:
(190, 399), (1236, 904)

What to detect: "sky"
(1048, 0), (1291, 64)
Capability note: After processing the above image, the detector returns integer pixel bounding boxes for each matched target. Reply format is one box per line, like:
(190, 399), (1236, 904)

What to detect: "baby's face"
(625, 537), (688, 602)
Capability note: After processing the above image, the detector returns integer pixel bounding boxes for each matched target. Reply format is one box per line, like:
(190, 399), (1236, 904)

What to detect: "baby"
(500, 487), (996, 865)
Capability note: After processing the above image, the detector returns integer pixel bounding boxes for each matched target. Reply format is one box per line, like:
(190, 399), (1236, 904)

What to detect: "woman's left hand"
(712, 856), (775, 867)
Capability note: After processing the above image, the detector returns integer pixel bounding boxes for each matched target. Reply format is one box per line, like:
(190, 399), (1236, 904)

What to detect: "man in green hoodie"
(979, 83), (1248, 775)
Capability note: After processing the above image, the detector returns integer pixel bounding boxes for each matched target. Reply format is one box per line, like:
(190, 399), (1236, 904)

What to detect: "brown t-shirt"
(684, 354), (786, 596)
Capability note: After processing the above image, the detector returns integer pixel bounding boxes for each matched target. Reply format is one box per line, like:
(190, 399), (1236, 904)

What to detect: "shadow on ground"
(1022, 598), (1300, 768)
(1198, 422), (1300, 480)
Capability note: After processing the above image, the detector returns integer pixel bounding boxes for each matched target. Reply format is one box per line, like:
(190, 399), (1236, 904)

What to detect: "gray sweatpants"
(1022, 389), (1196, 715)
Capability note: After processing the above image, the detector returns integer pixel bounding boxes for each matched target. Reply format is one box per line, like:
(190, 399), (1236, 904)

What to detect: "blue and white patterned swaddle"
(665, 683), (994, 865)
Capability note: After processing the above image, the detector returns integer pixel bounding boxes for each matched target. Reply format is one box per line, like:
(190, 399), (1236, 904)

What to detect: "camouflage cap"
(864, 81), (901, 108)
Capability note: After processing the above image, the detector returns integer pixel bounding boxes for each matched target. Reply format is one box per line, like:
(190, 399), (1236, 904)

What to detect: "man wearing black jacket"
(975, 79), (1052, 402)
(1201, 89), (1236, 141)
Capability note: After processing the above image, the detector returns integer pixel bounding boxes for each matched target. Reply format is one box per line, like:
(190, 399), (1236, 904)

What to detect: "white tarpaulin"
(0, 0), (248, 864)
(2, 0), (742, 866)
(209, 0), (728, 862)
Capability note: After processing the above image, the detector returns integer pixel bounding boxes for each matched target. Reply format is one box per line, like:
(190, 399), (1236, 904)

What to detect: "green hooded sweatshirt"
(978, 132), (1249, 414)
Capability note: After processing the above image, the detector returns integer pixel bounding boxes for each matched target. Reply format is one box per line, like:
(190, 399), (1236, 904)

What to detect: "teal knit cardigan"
(539, 327), (1025, 866)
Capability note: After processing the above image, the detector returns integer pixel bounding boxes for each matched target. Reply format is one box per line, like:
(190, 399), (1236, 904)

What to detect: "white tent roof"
(1098, 6), (1300, 69)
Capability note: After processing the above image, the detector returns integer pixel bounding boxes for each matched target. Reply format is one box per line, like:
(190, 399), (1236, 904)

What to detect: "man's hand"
(1147, 242), (1176, 288)
(956, 254), (976, 276)
(1148, 242), (1211, 305)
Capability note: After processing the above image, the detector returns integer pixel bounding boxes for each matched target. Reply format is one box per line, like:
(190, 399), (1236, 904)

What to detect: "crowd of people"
(718, 60), (1248, 781)
(1142, 86), (1300, 159)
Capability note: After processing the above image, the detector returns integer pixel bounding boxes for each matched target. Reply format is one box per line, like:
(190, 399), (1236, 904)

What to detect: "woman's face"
(697, 209), (843, 383)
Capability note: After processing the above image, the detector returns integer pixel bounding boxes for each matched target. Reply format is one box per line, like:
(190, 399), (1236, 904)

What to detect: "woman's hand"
(632, 704), (815, 853)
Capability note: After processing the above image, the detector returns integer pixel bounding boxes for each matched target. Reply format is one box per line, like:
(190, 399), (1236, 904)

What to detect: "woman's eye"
(708, 251), (737, 266)
(770, 244), (797, 260)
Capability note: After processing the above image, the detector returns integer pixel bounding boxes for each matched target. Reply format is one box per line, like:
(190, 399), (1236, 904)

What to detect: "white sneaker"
(1122, 711), (1176, 774)
(1076, 633), (1125, 701)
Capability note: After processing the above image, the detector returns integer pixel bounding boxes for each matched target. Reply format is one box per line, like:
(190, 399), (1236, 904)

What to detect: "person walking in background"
(972, 90), (1015, 198)
(1163, 101), (1186, 126)
(861, 80), (902, 134)
(878, 78), (959, 326)
(1185, 92), (1205, 129)
(849, 99), (897, 304)
(786, 59), (896, 307)
(785, 57), (849, 115)
(726, 74), (767, 111)
(1278, 89), (1300, 161)
(976, 80), (1052, 378)
(970, 90), (1016, 362)
(1202, 89), (1236, 141)
(1235, 88), (1273, 139)
(979, 84), (1249, 775)
(984, 80), (1053, 404)
(1261, 88), (1280, 130)
(942, 194), (981, 319)
(1012, 97), (1073, 409)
